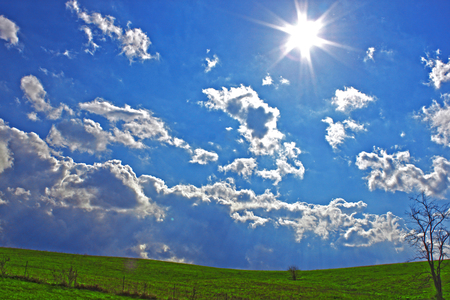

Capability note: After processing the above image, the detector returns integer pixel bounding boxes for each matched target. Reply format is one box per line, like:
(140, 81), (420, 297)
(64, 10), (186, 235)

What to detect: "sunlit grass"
(0, 246), (448, 299)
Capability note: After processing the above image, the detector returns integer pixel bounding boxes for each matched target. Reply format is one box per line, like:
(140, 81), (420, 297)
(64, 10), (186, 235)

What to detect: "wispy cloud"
(20, 75), (73, 120)
(66, 0), (159, 63)
(364, 47), (375, 62)
(417, 94), (450, 147)
(204, 54), (219, 73)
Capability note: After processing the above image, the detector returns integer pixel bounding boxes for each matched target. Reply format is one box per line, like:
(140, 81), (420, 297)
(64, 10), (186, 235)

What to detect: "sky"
(0, 0), (450, 271)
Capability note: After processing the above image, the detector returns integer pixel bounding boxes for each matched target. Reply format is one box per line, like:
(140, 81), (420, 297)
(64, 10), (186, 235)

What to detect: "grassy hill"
(0, 247), (447, 299)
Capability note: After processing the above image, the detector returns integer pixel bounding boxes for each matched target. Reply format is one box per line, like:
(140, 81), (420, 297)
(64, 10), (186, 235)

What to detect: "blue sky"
(1, 0), (450, 270)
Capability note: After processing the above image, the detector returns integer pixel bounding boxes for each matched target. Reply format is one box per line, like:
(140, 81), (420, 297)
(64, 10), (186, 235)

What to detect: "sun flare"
(284, 16), (323, 60)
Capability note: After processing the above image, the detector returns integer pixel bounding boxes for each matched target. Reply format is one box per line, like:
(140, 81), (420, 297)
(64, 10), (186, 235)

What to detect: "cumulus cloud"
(189, 149), (219, 165)
(322, 117), (366, 150)
(202, 85), (284, 156)
(153, 179), (405, 247)
(331, 87), (376, 113)
(0, 15), (19, 46)
(204, 54), (219, 73)
(20, 75), (72, 120)
(0, 119), (164, 218)
(66, 0), (159, 63)
(356, 148), (450, 197)
(418, 94), (450, 147)
(422, 53), (450, 89)
(364, 47), (375, 62)
(218, 158), (257, 179)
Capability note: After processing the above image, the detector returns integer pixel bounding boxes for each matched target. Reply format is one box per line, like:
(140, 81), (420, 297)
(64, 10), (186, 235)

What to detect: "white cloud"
(204, 54), (219, 73)
(262, 74), (273, 86)
(356, 148), (450, 197)
(322, 117), (348, 149)
(418, 94), (450, 147)
(189, 148), (218, 165)
(279, 76), (290, 85)
(80, 98), (152, 122)
(27, 112), (39, 122)
(155, 179), (405, 247)
(256, 157), (304, 185)
(0, 118), (165, 218)
(231, 210), (270, 229)
(66, 0), (159, 63)
(7, 187), (31, 200)
(20, 75), (72, 120)
(202, 85), (284, 156)
(422, 54), (450, 89)
(331, 87), (376, 113)
(46, 118), (112, 154)
(0, 119), (405, 253)
(20, 75), (53, 114)
(0, 131), (13, 174)
(218, 158), (257, 178)
(121, 27), (158, 62)
(80, 98), (181, 147)
(0, 15), (19, 46)
(81, 26), (100, 55)
(75, 98), (214, 163)
(364, 47), (375, 62)
(343, 118), (366, 132)
(262, 74), (290, 87)
(322, 117), (366, 150)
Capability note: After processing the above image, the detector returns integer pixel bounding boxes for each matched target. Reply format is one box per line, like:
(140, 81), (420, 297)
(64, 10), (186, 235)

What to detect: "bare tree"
(405, 193), (450, 300)
(287, 265), (299, 280)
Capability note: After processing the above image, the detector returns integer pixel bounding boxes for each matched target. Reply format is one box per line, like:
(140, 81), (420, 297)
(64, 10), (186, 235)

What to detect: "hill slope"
(0, 247), (447, 299)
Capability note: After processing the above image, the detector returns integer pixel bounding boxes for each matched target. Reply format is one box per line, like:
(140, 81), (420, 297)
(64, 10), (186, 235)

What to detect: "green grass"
(0, 246), (448, 299)
(0, 276), (135, 300)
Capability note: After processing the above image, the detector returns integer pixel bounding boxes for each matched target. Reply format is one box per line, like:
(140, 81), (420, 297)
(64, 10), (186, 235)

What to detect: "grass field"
(0, 247), (448, 299)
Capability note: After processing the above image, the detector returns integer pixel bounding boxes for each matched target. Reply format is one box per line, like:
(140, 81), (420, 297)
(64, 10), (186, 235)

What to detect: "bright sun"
(284, 15), (323, 60)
